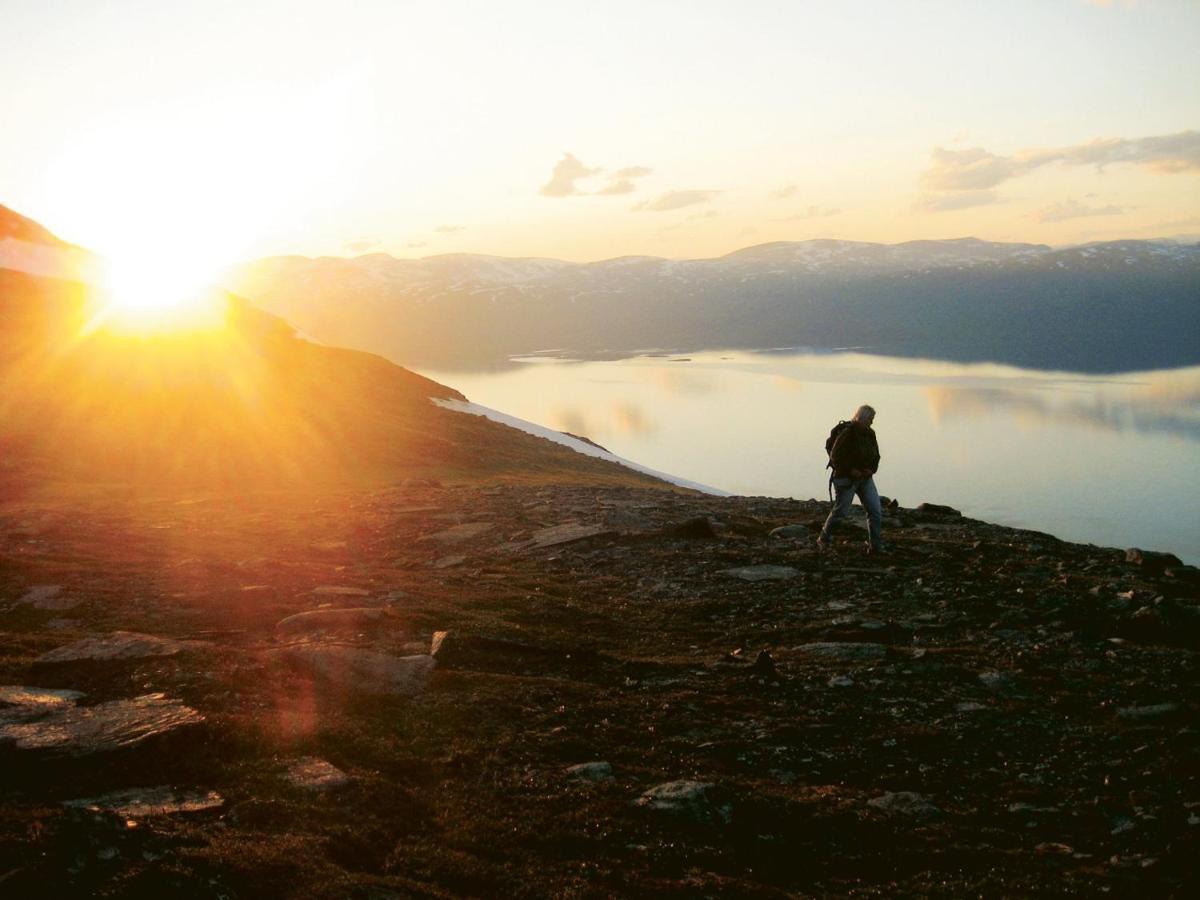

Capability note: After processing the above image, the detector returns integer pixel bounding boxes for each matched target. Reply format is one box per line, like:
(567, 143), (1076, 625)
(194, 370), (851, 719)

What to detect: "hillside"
(222, 238), (1200, 373)
(1, 481), (1197, 896)
(0, 206), (668, 495)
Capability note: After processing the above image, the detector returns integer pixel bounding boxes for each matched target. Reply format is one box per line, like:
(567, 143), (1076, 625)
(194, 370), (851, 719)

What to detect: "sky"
(1, 0), (1198, 269)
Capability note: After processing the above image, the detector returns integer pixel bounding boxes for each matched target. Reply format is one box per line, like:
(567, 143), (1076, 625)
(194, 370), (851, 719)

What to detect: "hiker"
(818, 404), (886, 554)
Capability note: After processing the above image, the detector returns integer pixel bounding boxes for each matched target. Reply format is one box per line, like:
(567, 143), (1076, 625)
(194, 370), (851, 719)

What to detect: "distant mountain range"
(0, 203), (660, 491)
(224, 237), (1200, 373)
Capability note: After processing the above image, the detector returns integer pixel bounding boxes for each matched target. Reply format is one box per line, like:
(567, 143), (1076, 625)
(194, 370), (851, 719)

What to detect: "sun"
(89, 252), (228, 335)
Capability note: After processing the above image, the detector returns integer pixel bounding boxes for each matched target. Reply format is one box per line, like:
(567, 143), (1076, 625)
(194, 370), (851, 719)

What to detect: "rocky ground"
(1, 480), (1197, 897)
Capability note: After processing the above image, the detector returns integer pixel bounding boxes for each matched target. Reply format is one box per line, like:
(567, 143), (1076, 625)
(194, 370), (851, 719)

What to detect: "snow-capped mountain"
(223, 237), (1200, 374)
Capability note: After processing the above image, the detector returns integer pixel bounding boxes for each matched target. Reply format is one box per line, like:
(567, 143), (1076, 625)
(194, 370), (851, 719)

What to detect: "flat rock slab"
(867, 791), (941, 819)
(64, 786), (224, 817)
(311, 586), (371, 598)
(796, 642), (889, 661)
(769, 525), (810, 539)
(1116, 702), (1181, 721)
(277, 644), (435, 697)
(0, 685), (86, 724)
(15, 585), (79, 611)
(419, 522), (496, 544)
(722, 565), (800, 582)
(566, 761), (614, 782)
(37, 631), (203, 664)
(276, 608), (387, 637)
(0, 693), (203, 756)
(285, 756), (351, 791)
(506, 523), (617, 552)
(635, 780), (732, 826)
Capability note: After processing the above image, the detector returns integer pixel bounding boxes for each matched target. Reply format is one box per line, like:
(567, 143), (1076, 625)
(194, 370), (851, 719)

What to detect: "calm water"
(420, 351), (1200, 565)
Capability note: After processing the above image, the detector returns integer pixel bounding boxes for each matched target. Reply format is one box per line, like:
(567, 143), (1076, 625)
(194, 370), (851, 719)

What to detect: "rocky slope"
(1, 481), (1196, 897)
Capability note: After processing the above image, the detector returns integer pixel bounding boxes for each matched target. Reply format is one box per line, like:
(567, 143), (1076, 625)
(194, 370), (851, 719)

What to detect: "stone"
(432, 555), (467, 569)
(275, 608), (387, 637)
(63, 787), (224, 817)
(721, 565), (799, 582)
(828, 675), (855, 687)
(978, 671), (1013, 690)
(419, 522), (496, 544)
(311, 586), (371, 597)
(917, 503), (961, 517)
(663, 517), (718, 539)
(516, 523), (617, 551)
(566, 761), (614, 782)
(1125, 548), (1183, 573)
(0, 685), (86, 723)
(635, 780), (732, 825)
(1116, 702), (1180, 721)
(276, 644), (435, 697)
(866, 791), (940, 819)
(769, 524), (809, 539)
(36, 631), (201, 664)
(796, 642), (888, 661)
(285, 756), (351, 791)
(0, 693), (203, 756)
(15, 584), (79, 611)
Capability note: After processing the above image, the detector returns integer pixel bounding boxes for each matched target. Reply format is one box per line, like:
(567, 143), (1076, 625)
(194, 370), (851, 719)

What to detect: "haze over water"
(422, 351), (1200, 565)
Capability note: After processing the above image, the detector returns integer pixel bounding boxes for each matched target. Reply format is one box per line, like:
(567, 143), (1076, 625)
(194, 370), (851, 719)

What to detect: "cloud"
(1037, 198), (1126, 223)
(434, 224), (465, 233)
(595, 165), (653, 196)
(660, 209), (719, 233)
(407, 240), (427, 249)
(921, 130), (1200, 192)
(539, 152), (602, 197)
(915, 190), (1001, 212)
(595, 179), (637, 196)
(770, 184), (799, 200)
(635, 189), (720, 212)
(343, 238), (379, 253)
(774, 205), (842, 221)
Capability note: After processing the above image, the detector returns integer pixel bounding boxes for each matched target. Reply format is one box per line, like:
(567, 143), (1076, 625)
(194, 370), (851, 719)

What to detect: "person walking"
(818, 404), (886, 554)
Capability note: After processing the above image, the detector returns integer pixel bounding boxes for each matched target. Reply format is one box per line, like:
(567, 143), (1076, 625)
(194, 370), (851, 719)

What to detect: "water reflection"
(419, 350), (1200, 563)
(925, 366), (1200, 443)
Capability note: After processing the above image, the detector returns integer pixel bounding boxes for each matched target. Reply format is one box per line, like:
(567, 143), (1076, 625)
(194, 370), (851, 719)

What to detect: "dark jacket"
(829, 423), (880, 479)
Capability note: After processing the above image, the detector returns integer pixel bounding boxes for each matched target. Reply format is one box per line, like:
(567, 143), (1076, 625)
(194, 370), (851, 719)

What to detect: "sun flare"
(89, 254), (227, 335)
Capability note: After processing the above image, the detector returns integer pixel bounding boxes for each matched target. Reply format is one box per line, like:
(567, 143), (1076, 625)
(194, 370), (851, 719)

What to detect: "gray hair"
(852, 404), (876, 423)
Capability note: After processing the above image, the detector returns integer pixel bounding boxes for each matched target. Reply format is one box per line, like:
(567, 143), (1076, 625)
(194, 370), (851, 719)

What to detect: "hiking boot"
(815, 536), (831, 553)
(865, 543), (889, 557)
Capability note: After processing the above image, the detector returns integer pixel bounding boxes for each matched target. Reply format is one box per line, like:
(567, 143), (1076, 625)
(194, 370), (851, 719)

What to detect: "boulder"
(635, 780), (732, 825)
(275, 608), (387, 638)
(721, 565), (799, 582)
(663, 517), (718, 539)
(0, 685), (86, 723)
(276, 644), (435, 697)
(0, 693), (203, 756)
(36, 632), (202, 664)
(1125, 548), (1184, 574)
(916, 503), (961, 517)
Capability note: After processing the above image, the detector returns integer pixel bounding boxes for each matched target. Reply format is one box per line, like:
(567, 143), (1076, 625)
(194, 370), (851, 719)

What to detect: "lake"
(419, 351), (1200, 565)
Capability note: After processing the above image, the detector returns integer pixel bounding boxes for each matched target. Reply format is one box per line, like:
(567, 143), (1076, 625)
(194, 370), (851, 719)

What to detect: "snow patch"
(431, 398), (729, 495)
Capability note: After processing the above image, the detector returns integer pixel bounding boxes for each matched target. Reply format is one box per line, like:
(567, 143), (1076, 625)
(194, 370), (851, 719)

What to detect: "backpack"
(824, 420), (850, 501)
(825, 420), (850, 468)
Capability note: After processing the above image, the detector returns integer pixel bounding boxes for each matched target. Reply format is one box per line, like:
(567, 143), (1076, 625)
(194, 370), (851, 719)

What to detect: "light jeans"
(820, 475), (884, 550)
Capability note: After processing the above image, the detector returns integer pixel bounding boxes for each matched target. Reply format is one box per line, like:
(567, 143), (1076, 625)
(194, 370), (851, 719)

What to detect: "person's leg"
(856, 476), (884, 550)
(820, 477), (856, 544)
